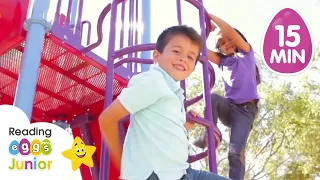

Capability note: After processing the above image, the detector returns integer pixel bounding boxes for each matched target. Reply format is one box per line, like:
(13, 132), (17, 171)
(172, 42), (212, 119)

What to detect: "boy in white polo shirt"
(99, 25), (229, 180)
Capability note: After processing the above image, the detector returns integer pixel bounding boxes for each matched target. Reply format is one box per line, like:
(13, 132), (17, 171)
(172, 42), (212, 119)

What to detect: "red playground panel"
(0, 36), (127, 179)
(0, 0), (29, 54)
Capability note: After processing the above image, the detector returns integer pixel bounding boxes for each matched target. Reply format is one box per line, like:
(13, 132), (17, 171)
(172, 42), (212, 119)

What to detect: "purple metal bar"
(199, 56), (216, 88)
(176, 0), (187, 102)
(53, 0), (83, 30)
(113, 43), (155, 58)
(70, 113), (92, 128)
(186, 112), (222, 151)
(118, 115), (130, 145)
(65, 0), (83, 34)
(176, 0), (182, 25)
(134, 0), (139, 47)
(184, 57), (215, 108)
(127, 0), (135, 71)
(76, 114), (99, 180)
(70, 0), (78, 28)
(76, 0), (84, 30)
(176, 0), (213, 107)
(81, 20), (92, 46)
(188, 150), (208, 163)
(184, 0), (212, 37)
(129, 0), (135, 42)
(134, 0), (139, 72)
(66, 0), (73, 25)
(186, 113), (213, 127)
(185, 94), (203, 107)
(140, 0), (151, 72)
(81, 3), (111, 53)
(120, 2), (125, 49)
(196, 0), (217, 173)
(114, 58), (153, 68)
(55, 0), (63, 22)
(99, 1), (120, 179)
(183, 0), (203, 11)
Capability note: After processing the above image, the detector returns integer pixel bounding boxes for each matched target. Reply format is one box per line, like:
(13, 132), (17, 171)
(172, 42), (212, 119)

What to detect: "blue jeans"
(193, 93), (258, 180)
(147, 168), (230, 180)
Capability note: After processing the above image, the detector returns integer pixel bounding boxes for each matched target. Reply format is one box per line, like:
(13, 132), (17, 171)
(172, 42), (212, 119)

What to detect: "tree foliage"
(186, 44), (320, 179)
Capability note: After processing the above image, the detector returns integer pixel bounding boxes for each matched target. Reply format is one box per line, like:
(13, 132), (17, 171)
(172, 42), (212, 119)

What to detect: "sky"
(56, 0), (320, 178)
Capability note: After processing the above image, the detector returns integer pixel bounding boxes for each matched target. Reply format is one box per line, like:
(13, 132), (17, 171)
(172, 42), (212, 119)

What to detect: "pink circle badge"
(262, 7), (314, 75)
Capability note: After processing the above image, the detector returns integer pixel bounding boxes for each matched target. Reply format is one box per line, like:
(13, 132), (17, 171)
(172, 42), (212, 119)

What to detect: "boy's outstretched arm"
(98, 99), (129, 170)
(208, 13), (251, 53)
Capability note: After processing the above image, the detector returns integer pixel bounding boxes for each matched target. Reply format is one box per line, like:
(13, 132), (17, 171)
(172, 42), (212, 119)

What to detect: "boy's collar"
(151, 65), (183, 93)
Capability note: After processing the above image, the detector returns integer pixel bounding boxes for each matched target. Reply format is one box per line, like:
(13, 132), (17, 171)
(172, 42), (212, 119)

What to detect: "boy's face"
(153, 35), (200, 81)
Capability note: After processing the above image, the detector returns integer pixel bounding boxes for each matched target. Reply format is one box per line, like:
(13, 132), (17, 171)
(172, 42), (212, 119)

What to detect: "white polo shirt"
(117, 65), (189, 180)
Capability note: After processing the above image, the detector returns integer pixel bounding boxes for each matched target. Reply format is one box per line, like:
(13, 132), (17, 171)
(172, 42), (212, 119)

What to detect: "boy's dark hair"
(156, 25), (203, 63)
(216, 28), (261, 85)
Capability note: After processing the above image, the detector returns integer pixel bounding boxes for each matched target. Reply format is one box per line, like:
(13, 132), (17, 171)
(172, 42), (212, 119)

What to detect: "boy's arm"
(98, 99), (128, 169)
(98, 71), (167, 169)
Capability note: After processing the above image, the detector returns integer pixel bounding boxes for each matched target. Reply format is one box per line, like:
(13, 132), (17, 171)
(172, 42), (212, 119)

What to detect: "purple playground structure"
(0, 0), (222, 179)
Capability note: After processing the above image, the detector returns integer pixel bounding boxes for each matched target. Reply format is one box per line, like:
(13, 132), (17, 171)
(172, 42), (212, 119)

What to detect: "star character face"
(75, 146), (86, 158)
(62, 136), (97, 171)
(73, 138), (86, 158)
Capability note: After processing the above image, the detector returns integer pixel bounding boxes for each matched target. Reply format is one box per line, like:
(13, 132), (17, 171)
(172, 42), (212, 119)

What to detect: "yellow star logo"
(62, 136), (96, 171)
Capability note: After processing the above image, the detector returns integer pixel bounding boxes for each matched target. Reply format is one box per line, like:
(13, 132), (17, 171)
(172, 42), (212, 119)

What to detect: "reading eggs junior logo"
(8, 129), (53, 171)
(0, 105), (78, 180)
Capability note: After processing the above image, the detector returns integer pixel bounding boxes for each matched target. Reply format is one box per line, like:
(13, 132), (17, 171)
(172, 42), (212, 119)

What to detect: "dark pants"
(146, 167), (230, 180)
(194, 93), (258, 180)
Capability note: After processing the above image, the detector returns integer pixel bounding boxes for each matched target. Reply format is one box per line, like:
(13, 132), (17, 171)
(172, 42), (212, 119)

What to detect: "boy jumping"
(99, 25), (229, 180)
